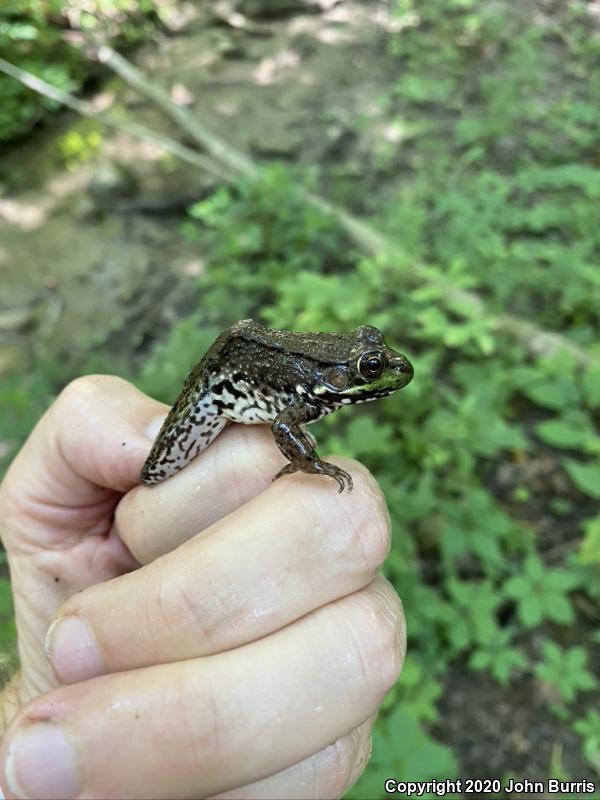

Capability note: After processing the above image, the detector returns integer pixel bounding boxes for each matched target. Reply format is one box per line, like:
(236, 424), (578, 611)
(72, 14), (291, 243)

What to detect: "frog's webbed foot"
(273, 459), (353, 493)
(272, 405), (353, 493)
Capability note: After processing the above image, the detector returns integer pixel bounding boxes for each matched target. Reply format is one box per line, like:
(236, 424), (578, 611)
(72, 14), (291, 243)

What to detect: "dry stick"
(2, 55), (593, 366)
(97, 46), (257, 179)
(0, 57), (231, 182)
(95, 48), (596, 366)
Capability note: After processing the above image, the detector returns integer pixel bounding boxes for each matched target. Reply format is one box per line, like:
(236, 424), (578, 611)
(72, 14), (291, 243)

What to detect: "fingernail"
(46, 616), (106, 684)
(5, 723), (81, 799)
(145, 414), (167, 440)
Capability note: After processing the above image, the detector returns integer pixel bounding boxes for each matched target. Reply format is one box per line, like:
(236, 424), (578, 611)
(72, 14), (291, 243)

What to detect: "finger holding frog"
(46, 457), (391, 684)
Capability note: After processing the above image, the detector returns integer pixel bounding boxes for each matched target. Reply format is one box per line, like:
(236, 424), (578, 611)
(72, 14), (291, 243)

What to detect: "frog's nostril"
(398, 358), (412, 373)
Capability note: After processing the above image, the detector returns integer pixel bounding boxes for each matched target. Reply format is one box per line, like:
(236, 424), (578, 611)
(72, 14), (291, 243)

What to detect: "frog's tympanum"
(142, 319), (414, 492)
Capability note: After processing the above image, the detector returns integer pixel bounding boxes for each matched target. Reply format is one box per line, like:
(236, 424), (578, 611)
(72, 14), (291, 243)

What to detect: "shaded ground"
(0, 0), (597, 788)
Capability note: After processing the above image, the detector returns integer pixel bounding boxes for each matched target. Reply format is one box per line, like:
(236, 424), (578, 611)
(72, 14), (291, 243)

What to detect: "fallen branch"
(96, 46), (257, 179)
(93, 48), (596, 366)
(1, 54), (594, 366)
(0, 57), (231, 182)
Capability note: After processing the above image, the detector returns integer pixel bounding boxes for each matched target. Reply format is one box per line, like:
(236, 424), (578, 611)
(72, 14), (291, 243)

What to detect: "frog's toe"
(272, 462), (298, 482)
(314, 460), (353, 493)
(331, 466), (353, 493)
(273, 459), (353, 493)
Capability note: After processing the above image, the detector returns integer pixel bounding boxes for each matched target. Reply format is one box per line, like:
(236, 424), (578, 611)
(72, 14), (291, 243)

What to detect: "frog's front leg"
(271, 403), (353, 493)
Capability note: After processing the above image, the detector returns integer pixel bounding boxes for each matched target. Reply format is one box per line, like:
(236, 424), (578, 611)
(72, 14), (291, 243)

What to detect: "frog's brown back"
(215, 319), (381, 367)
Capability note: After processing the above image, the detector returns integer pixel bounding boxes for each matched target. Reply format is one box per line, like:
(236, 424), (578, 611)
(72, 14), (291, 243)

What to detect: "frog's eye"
(358, 351), (385, 380)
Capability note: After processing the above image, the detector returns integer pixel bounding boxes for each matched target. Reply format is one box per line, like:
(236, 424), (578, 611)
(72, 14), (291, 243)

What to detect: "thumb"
(0, 375), (166, 699)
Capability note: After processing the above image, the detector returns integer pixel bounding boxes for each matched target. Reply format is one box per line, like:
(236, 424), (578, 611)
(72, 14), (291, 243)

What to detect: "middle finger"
(46, 460), (390, 684)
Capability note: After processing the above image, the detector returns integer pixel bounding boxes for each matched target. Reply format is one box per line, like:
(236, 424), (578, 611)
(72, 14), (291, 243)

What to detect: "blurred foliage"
(0, 0), (172, 143)
(1, 0), (600, 793)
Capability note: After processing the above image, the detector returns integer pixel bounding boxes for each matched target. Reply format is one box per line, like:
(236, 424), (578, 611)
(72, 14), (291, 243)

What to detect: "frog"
(141, 319), (414, 493)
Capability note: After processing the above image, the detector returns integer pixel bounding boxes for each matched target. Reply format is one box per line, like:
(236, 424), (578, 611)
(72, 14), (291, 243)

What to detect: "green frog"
(141, 319), (414, 492)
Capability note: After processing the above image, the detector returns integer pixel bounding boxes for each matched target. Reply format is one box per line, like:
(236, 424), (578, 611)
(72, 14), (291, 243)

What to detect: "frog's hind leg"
(302, 425), (317, 451)
(271, 403), (353, 493)
(141, 386), (227, 485)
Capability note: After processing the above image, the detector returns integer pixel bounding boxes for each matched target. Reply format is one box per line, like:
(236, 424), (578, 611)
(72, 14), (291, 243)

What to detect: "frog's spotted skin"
(214, 377), (295, 424)
(142, 386), (226, 483)
(142, 319), (413, 492)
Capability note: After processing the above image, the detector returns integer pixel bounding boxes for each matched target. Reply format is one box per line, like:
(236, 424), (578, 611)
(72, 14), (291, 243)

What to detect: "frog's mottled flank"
(141, 319), (413, 492)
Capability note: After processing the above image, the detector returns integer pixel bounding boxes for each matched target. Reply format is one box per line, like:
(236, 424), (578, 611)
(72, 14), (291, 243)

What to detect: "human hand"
(0, 376), (405, 799)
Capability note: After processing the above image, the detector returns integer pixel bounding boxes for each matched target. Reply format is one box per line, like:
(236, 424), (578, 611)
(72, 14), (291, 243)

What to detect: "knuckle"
(353, 581), (406, 694)
(175, 572), (216, 648)
(114, 491), (149, 564)
(343, 463), (392, 571)
(316, 728), (372, 799)
(168, 669), (224, 774)
(56, 374), (117, 411)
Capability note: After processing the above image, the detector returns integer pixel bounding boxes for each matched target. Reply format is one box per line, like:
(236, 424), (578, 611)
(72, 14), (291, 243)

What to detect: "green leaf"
(581, 364), (600, 408)
(519, 594), (542, 627)
(563, 460), (600, 499)
(524, 379), (580, 411)
(580, 514), (600, 565)
(535, 419), (585, 448)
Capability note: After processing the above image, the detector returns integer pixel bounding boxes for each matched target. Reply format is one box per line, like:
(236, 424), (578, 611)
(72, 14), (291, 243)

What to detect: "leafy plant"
(573, 710), (600, 776)
(535, 641), (597, 706)
(0, 1), (174, 143)
(504, 555), (581, 628)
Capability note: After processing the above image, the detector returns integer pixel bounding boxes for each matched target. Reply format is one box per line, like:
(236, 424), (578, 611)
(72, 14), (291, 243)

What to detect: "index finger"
(116, 423), (287, 564)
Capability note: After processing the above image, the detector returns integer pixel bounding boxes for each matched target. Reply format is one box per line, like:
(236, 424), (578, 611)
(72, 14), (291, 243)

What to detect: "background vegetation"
(1, 0), (599, 795)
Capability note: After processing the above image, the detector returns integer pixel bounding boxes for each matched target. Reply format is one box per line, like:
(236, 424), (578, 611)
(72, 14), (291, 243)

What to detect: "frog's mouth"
(311, 353), (413, 405)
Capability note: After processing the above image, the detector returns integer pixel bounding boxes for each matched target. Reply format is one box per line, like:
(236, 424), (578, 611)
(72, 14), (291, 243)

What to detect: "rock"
(88, 161), (138, 208)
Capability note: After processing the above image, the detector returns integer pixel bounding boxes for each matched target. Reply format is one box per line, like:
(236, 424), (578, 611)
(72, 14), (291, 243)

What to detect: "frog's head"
(313, 325), (413, 405)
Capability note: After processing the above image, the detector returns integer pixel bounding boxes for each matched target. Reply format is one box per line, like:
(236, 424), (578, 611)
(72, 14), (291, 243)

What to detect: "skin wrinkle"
(115, 502), (148, 566)
(326, 582), (403, 703)
(1, 496), (114, 550)
(49, 404), (119, 499)
(318, 719), (373, 799)
(210, 720), (373, 800)
(353, 582), (405, 693)
(175, 563), (218, 652)
(175, 667), (227, 786)
(323, 601), (372, 707)
(305, 732), (354, 800)
(293, 463), (388, 582)
(345, 720), (375, 794)
(153, 560), (177, 661)
(199, 559), (251, 652)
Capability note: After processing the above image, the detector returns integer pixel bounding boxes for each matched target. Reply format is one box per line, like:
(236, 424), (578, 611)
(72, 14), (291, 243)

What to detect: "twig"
(2, 53), (595, 366)
(93, 48), (596, 366)
(0, 57), (231, 182)
(96, 46), (257, 179)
